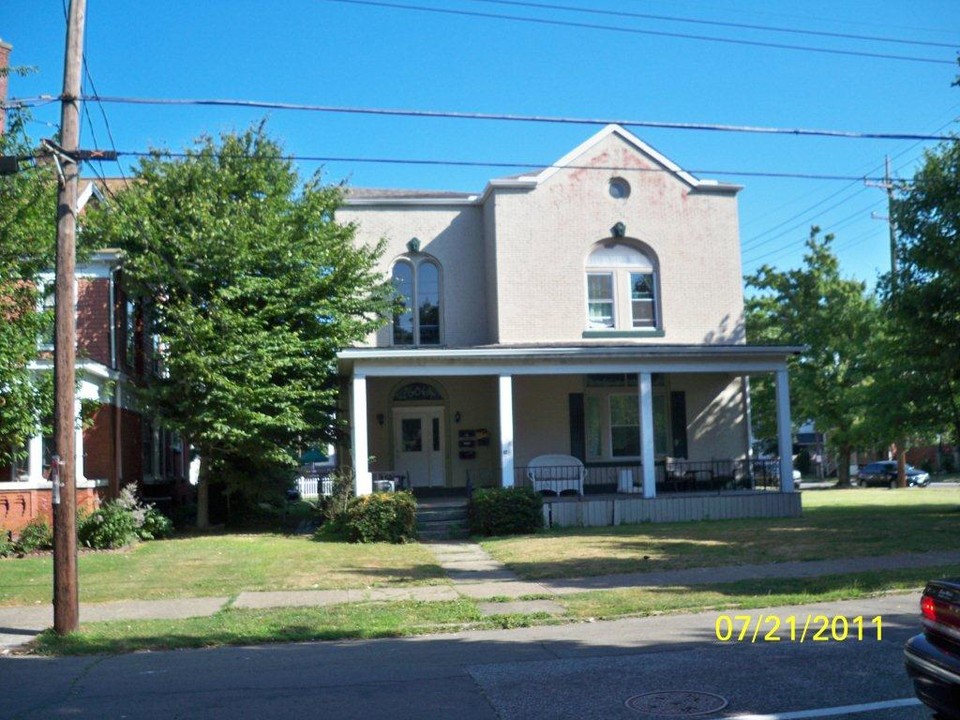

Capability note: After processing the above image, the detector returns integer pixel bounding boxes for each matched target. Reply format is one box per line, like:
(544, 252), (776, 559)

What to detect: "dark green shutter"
(670, 391), (688, 459)
(569, 393), (585, 462)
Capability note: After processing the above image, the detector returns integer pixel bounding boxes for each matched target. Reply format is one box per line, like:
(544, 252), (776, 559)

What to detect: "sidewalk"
(4, 546), (959, 653)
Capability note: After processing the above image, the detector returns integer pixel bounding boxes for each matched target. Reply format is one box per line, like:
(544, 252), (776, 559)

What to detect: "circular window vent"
(609, 177), (631, 199)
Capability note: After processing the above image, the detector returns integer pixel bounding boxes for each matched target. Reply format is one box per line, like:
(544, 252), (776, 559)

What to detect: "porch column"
(638, 372), (656, 498)
(351, 373), (372, 496)
(499, 374), (514, 488)
(74, 398), (86, 482)
(775, 368), (795, 493)
(28, 433), (44, 482)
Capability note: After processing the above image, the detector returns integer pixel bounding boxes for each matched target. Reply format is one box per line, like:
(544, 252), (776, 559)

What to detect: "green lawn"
(480, 488), (960, 580)
(0, 533), (447, 606)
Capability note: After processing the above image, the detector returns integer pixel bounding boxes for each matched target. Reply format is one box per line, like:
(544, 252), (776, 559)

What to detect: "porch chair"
(526, 454), (585, 496)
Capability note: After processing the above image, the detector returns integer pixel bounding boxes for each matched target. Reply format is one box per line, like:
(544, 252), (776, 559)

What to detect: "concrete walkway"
(3, 546), (959, 653)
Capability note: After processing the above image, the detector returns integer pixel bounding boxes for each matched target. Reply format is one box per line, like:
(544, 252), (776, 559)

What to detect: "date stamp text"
(715, 614), (883, 642)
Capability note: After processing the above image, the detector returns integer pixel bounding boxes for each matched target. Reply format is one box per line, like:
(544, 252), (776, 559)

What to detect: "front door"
(394, 408), (445, 487)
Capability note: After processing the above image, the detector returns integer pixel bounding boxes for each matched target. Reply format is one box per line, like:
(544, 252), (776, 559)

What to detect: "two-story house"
(0, 181), (189, 533)
(336, 125), (800, 525)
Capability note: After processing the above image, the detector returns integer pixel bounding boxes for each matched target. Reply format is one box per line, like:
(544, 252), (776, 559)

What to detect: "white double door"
(394, 408), (445, 487)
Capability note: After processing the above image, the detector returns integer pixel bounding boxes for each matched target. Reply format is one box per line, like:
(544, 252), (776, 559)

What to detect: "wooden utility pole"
(52, 0), (86, 636)
(867, 157), (907, 487)
(866, 156), (898, 282)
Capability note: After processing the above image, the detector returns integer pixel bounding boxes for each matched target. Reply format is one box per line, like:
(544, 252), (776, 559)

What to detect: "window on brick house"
(392, 257), (442, 346)
(124, 299), (137, 369)
(585, 243), (660, 332)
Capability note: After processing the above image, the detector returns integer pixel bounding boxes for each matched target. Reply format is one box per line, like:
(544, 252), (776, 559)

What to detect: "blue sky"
(4, 0), (958, 285)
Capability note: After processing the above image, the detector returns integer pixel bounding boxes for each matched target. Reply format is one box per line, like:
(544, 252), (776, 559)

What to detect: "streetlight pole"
(52, 0), (86, 635)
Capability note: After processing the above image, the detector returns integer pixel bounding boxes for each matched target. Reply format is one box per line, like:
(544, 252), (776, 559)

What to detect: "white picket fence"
(296, 476), (333, 498)
(296, 471), (405, 498)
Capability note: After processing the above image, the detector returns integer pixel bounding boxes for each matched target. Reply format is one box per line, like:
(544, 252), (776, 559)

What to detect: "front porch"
(338, 344), (800, 523)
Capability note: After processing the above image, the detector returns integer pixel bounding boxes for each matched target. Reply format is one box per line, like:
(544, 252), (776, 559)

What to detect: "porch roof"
(338, 343), (801, 378)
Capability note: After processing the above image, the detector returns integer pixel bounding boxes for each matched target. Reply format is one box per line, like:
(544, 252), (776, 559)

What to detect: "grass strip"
(29, 564), (960, 656)
(559, 563), (960, 620)
(30, 599), (555, 656)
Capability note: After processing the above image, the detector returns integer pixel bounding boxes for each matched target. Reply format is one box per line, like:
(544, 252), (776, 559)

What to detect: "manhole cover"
(625, 691), (729, 717)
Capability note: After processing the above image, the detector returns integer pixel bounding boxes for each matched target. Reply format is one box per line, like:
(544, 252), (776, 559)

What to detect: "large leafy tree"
(745, 229), (879, 485)
(0, 109), (58, 469)
(887, 138), (960, 447)
(84, 123), (395, 525)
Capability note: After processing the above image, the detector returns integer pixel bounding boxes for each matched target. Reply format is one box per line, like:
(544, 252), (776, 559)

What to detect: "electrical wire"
(8, 95), (956, 142)
(740, 111), (958, 253)
(51, 148), (904, 184)
(468, 0), (960, 49)
(320, 0), (957, 66)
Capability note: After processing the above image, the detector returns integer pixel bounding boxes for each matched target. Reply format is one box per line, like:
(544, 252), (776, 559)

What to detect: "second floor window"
(585, 243), (660, 332)
(392, 257), (441, 346)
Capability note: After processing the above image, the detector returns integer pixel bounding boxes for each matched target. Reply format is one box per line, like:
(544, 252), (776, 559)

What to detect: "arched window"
(392, 257), (442, 346)
(585, 243), (659, 331)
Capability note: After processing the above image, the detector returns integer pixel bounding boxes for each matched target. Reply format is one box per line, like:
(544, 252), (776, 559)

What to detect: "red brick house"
(0, 181), (190, 534)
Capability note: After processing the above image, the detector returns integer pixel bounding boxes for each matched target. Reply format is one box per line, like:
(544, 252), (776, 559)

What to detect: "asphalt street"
(0, 593), (935, 720)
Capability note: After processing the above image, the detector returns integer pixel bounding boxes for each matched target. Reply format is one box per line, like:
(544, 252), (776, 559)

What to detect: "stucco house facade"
(336, 125), (799, 523)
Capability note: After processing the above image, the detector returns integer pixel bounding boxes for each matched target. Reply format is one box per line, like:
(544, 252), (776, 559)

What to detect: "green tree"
(887, 137), (960, 448)
(83, 123), (395, 526)
(0, 109), (57, 469)
(745, 228), (879, 485)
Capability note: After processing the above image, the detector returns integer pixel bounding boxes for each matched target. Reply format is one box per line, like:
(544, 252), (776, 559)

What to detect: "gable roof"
(339, 124), (742, 207)
(483, 124), (740, 199)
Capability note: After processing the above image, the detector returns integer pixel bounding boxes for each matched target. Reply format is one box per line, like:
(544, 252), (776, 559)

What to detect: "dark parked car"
(856, 460), (930, 488)
(905, 579), (960, 719)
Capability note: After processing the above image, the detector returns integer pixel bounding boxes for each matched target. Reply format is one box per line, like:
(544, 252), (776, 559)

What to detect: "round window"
(609, 177), (631, 199)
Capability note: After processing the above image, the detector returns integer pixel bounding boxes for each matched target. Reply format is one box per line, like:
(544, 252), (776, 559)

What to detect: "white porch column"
(351, 373), (372, 496)
(499, 374), (514, 488)
(28, 433), (44, 481)
(638, 372), (656, 498)
(74, 398), (86, 482)
(775, 368), (795, 493)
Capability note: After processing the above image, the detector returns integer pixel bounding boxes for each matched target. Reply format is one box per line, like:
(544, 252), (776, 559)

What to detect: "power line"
(320, 0), (957, 65)
(8, 95), (956, 142)
(743, 198), (884, 266)
(469, 0), (960, 49)
(740, 111), (958, 250)
(66, 148), (904, 184)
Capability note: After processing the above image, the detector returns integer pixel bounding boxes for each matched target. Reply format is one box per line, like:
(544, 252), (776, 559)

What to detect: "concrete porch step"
(416, 507), (469, 523)
(416, 518), (470, 539)
(416, 499), (470, 540)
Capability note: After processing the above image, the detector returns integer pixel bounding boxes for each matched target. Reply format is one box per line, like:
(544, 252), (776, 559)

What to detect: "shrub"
(77, 485), (173, 549)
(339, 491), (418, 544)
(138, 507), (174, 540)
(78, 502), (138, 549)
(468, 487), (544, 537)
(0, 528), (15, 558)
(315, 470), (355, 526)
(15, 516), (54, 553)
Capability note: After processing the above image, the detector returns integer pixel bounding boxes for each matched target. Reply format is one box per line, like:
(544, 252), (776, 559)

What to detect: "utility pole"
(866, 156), (898, 284)
(52, 0), (86, 636)
(867, 157), (907, 487)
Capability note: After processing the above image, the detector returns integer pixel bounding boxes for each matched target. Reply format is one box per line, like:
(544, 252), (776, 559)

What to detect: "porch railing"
(509, 458), (785, 496)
